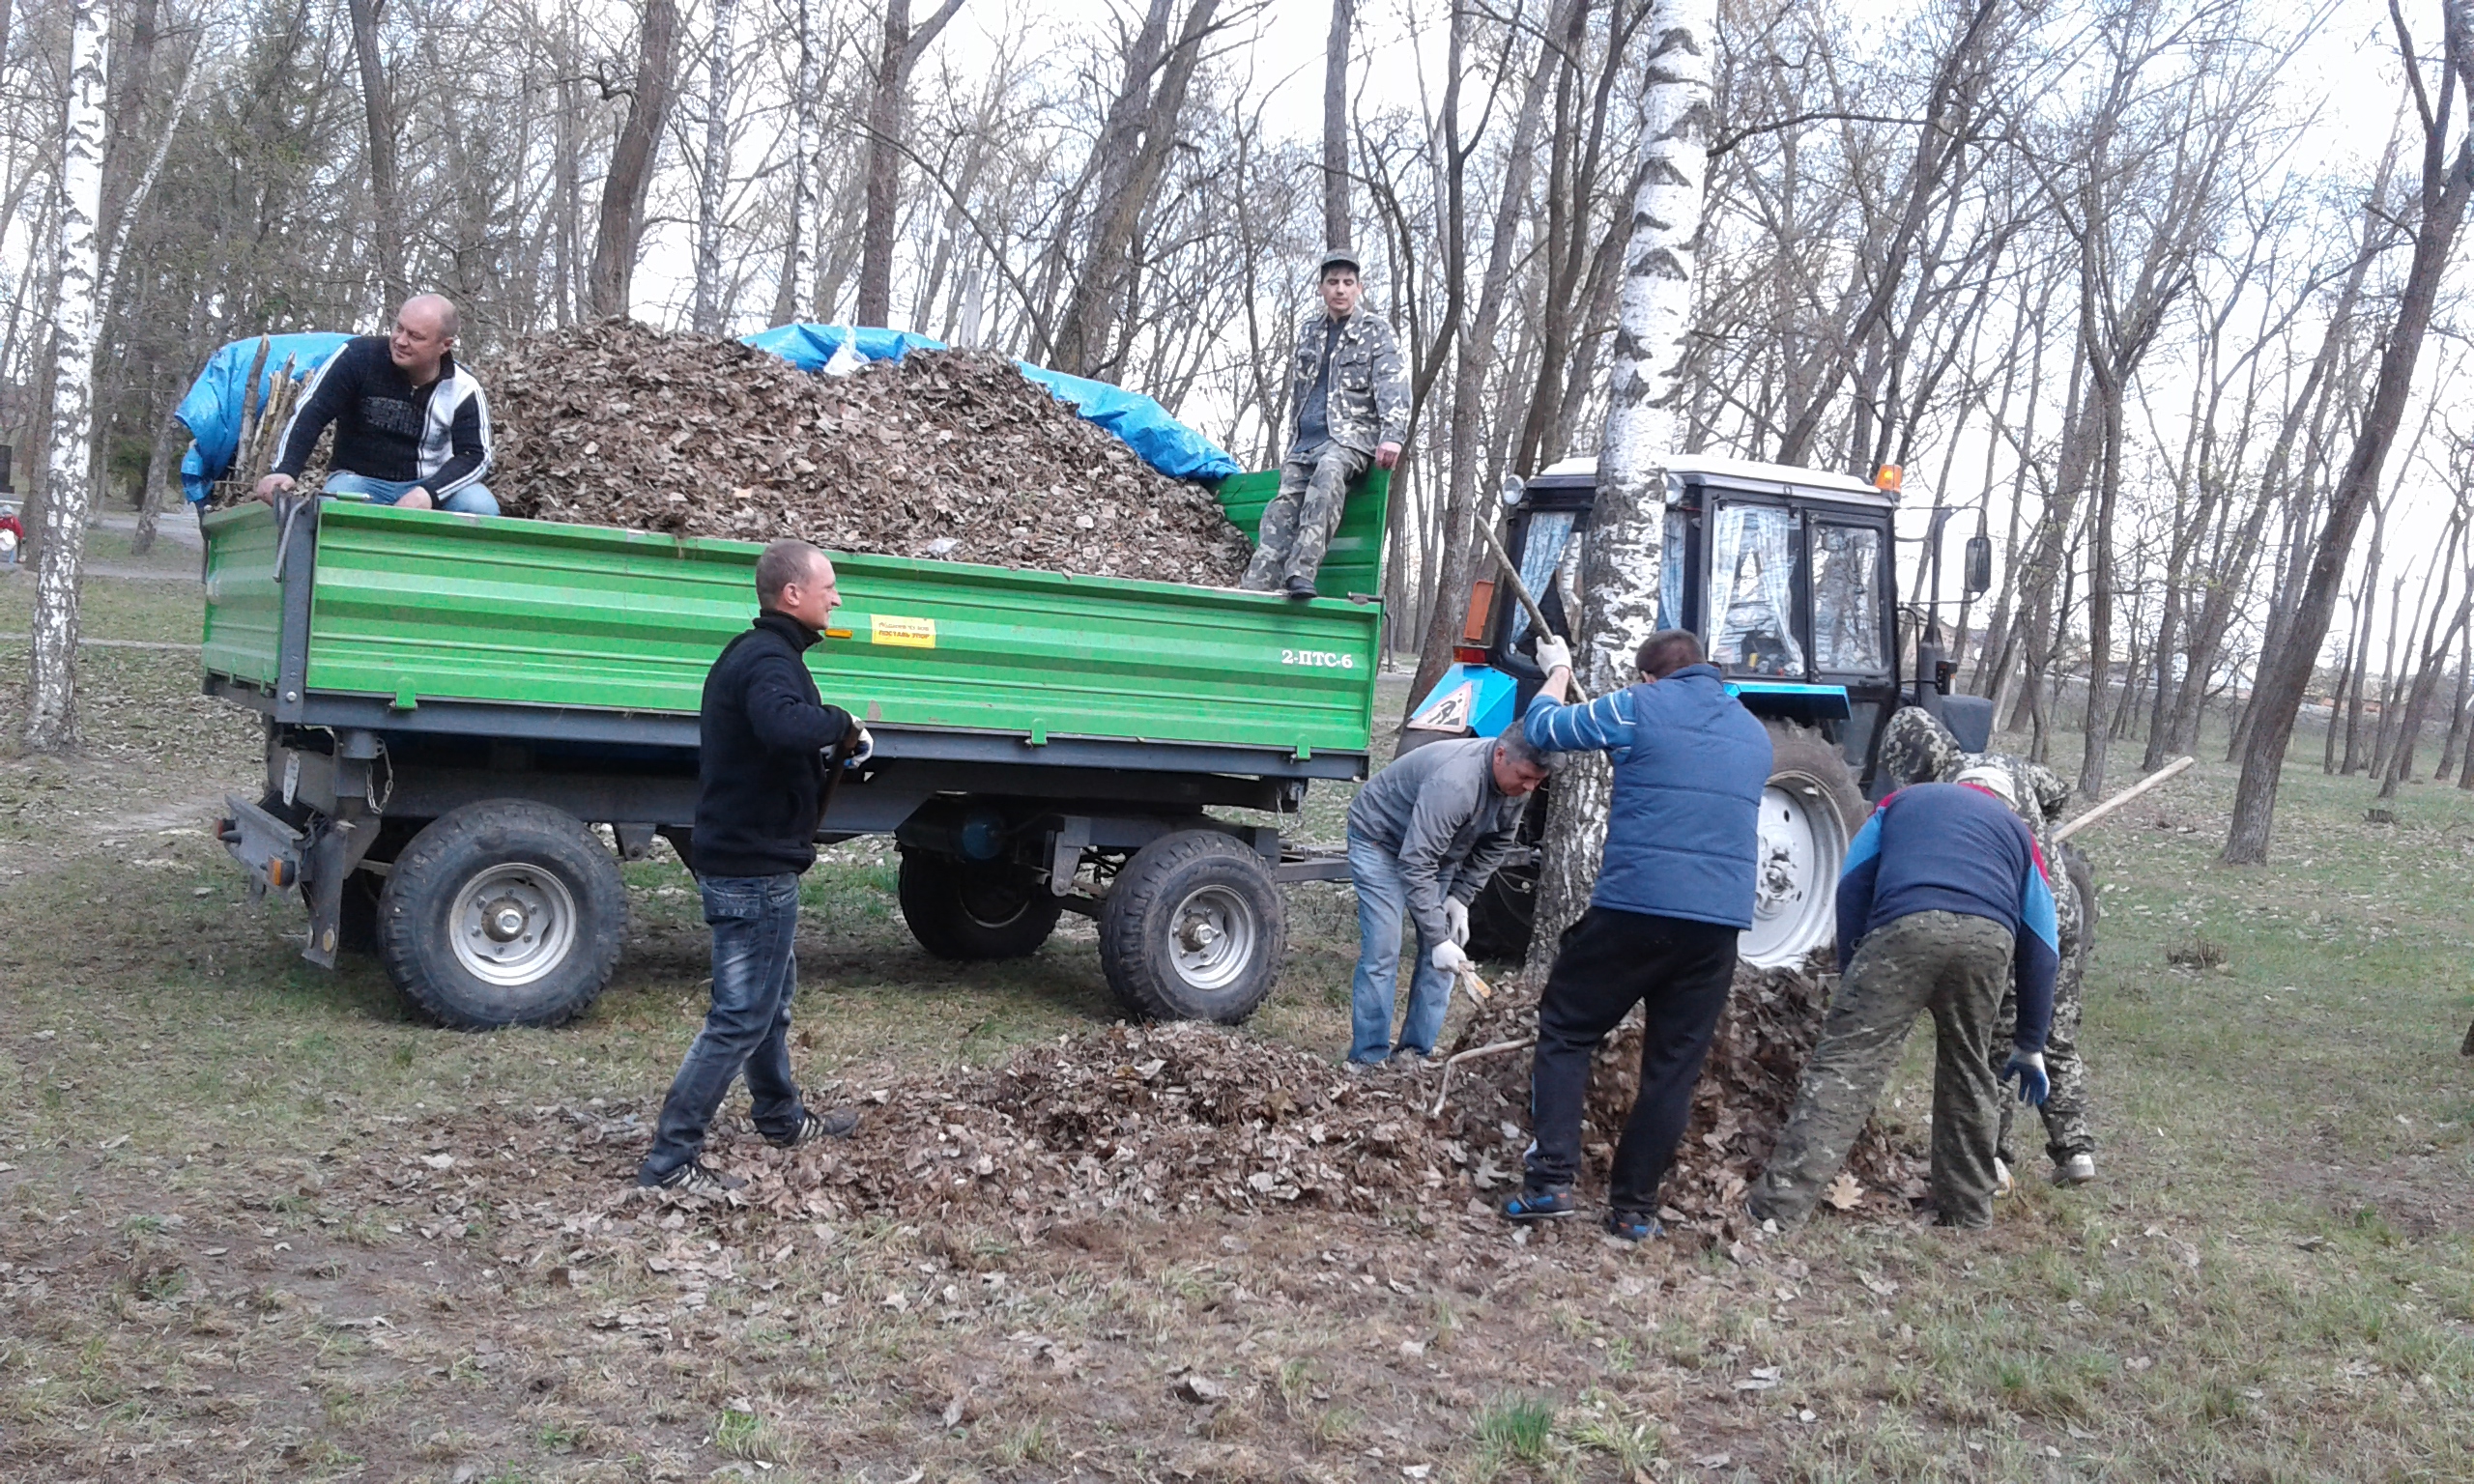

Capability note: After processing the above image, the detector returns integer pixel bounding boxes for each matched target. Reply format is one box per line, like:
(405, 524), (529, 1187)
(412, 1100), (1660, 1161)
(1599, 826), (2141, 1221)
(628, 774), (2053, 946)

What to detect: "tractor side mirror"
(1964, 534), (1993, 597)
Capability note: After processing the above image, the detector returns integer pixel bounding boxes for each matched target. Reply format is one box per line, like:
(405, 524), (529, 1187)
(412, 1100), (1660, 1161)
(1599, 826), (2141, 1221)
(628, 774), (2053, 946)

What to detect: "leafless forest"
(9, 0), (2474, 860)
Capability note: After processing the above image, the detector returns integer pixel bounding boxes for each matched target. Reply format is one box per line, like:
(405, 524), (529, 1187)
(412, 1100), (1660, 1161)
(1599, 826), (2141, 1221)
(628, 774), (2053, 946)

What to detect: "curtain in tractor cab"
(1810, 524), (1886, 672)
(1709, 503), (1803, 676)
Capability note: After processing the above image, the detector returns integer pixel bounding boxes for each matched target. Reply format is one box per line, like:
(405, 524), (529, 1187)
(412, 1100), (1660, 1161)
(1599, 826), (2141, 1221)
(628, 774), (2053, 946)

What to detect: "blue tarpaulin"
(738, 322), (1241, 482)
(178, 332), (354, 502)
(737, 323), (947, 369)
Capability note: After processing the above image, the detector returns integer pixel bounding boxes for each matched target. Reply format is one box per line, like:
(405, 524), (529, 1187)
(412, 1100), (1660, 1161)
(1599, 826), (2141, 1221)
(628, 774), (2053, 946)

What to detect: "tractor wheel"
(1740, 721), (1868, 969)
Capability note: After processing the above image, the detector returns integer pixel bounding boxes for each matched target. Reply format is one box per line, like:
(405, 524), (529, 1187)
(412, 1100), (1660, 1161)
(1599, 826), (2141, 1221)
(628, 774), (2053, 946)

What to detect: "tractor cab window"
(1658, 508), (1688, 632)
(1810, 523), (1887, 673)
(1708, 502), (1804, 677)
(1505, 509), (1579, 647)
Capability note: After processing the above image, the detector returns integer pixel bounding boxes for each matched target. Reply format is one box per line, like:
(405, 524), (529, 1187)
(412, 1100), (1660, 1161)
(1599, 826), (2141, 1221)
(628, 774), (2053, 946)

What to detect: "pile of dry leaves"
(1435, 956), (1923, 1227)
(486, 319), (1252, 585)
(705, 961), (1921, 1235)
(740, 1022), (1458, 1224)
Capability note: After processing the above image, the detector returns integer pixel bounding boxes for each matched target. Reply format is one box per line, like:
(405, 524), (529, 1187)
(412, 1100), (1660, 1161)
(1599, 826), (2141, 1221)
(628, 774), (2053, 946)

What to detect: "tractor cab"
(1404, 453), (1995, 967)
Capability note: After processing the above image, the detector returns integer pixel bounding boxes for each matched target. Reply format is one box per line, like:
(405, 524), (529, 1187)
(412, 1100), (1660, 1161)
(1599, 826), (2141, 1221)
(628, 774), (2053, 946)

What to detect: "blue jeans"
(639, 873), (808, 1181)
(323, 471), (499, 516)
(1347, 833), (1455, 1063)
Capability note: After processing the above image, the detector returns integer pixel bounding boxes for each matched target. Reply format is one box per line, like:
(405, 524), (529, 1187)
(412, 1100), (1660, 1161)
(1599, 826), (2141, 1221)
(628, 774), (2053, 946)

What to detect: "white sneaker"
(2053, 1153), (2096, 1185)
(1993, 1157), (2015, 1199)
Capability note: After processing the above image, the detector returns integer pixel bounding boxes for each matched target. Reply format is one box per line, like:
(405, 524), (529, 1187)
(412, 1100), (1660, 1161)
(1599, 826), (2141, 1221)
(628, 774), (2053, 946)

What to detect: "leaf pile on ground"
(740, 1021), (1458, 1223)
(1439, 956), (1924, 1231)
(485, 318), (1253, 585)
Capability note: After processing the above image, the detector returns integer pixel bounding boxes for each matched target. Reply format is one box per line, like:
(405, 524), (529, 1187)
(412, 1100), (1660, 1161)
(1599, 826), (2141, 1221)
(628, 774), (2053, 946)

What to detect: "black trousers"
(1523, 905), (1740, 1215)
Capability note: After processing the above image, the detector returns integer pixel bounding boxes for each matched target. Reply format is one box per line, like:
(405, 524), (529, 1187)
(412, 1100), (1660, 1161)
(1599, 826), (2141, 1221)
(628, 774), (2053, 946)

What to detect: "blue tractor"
(1403, 455), (1993, 967)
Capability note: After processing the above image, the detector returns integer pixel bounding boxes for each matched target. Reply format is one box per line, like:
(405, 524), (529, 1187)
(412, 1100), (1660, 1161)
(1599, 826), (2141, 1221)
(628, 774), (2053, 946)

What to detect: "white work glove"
(842, 727), (875, 767)
(1533, 635), (1572, 674)
(1430, 941), (1470, 976)
(1443, 898), (1470, 946)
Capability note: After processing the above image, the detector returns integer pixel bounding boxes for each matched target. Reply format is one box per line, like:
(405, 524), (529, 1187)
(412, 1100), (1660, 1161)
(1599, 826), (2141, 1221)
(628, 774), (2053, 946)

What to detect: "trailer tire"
(897, 849), (1063, 960)
(376, 801), (627, 1030)
(1100, 830), (1285, 1024)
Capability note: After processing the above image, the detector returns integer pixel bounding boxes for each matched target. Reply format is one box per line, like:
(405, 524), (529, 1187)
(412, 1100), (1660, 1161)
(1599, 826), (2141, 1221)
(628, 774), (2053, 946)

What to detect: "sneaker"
(1343, 1057), (1388, 1077)
(1993, 1157), (2015, 1199)
(1502, 1187), (1576, 1221)
(768, 1108), (860, 1148)
(1389, 1049), (1432, 1073)
(1604, 1212), (1664, 1242)
(2052, 1153), (2096, 1185)
(1284, 575), (1317, 600)
(639, 1159), (745, 1194)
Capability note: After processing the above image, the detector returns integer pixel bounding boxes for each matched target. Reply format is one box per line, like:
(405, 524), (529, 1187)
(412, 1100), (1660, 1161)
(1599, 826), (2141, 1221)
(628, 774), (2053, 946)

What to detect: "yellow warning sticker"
(870, 614), (937, 648)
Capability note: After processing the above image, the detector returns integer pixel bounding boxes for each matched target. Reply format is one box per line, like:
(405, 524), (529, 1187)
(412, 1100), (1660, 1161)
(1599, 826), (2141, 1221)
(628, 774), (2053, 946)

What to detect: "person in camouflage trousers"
(1241, 249), (1410, 598)
(1749, 768), (2061, 1230)
(1876, 707), (2099, 1184)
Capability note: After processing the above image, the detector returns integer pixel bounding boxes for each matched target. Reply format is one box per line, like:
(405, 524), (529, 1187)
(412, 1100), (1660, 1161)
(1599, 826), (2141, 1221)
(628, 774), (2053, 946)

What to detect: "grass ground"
(2, 560), (2472, 1481)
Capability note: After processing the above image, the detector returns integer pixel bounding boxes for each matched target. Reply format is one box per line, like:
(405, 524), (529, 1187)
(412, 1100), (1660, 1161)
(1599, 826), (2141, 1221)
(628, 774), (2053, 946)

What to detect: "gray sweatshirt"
(1345, 735), (1529, 948)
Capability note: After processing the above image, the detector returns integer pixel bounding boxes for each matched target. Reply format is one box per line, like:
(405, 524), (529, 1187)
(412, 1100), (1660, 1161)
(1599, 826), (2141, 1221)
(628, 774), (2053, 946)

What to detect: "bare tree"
(1322, 0), (1352, 248)
(1528, 0), (1715, 969)
(345, 0), (406, 308)
(853, 0), (964, 327)
(587, 0), (680, 319)
(2226, 0), (2474, 864)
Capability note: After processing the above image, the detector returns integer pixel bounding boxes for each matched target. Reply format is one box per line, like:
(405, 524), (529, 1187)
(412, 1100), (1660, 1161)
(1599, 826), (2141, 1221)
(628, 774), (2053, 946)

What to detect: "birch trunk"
(1526, 0), (1715, 975)
(690, 0), (737, 333)
(23, 0), (108, 752)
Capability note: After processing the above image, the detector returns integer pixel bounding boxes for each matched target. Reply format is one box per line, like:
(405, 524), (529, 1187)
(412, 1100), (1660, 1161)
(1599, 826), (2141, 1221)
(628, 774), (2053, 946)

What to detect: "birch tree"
(1528, 0), (1716, 970)
(23, 0), (108, 752)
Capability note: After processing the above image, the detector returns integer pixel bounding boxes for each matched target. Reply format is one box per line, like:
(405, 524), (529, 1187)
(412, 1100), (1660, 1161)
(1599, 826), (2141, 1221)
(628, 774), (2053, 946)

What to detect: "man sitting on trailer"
(1343, 725), (1550, 1070)
(252, 294), (499, 515)
(635, 539), (871, 1193)
(1240, 248), (1409, 598)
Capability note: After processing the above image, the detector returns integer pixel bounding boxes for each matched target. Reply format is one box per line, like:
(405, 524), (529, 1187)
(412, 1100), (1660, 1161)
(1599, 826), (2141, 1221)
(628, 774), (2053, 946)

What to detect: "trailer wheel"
(376, 801), (627, 1029)
(1100, 831), (1285, 1024)
(897, 849), (1063, 960)
(1740, 721), (1867, 970)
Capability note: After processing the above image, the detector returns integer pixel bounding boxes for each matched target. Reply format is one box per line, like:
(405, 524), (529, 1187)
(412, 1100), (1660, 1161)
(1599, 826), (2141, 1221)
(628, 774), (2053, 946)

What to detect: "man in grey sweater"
(1343, 724), (1550, 1067)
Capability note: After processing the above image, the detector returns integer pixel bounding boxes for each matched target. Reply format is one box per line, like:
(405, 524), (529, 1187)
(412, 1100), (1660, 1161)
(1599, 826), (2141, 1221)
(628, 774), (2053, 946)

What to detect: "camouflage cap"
(1316, 247), (1362, 277)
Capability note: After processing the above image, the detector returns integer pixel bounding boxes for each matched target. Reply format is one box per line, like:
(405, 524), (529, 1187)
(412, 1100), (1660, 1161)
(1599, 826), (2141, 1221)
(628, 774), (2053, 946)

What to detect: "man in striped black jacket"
(255, 295), (497, 515)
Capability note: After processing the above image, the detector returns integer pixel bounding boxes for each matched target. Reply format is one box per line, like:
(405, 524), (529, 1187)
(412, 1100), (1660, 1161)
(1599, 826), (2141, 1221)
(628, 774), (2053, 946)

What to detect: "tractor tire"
(1740, 720), (1868, 968)
(1099, 830), (1285, 1024)
(375, 800), (627, 1030)
(897, 849), (1064, 960)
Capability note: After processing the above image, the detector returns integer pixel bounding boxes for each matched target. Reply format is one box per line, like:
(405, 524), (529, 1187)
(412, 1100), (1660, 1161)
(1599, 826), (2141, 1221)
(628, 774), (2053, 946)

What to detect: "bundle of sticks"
(209, 336), (308, 503)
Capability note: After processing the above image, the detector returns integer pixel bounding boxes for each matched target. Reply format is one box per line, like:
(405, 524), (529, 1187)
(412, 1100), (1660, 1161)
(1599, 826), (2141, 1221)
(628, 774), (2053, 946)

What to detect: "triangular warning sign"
(1408, 680), (1475, 733)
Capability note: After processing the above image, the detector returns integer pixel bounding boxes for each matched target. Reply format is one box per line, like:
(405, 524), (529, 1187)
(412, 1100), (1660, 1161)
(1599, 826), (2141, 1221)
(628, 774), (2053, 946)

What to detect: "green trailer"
(204, 471), (1389, 1029)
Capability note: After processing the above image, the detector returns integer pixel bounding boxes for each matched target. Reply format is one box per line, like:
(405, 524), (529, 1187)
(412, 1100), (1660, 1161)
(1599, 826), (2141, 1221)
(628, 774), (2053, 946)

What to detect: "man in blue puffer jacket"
(1503, 630), (1772, 1241)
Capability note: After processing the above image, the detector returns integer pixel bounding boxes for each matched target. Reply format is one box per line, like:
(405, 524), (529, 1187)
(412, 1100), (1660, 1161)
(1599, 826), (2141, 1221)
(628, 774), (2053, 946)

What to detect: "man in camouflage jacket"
(1876, 707), (2099, 1185)
(1241, 249), (1410, 597)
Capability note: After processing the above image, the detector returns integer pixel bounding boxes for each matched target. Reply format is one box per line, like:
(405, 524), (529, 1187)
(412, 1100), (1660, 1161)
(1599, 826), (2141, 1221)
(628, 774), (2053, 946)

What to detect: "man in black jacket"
(637, 539), (869, 1192)
(254, 295), (497, 515)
